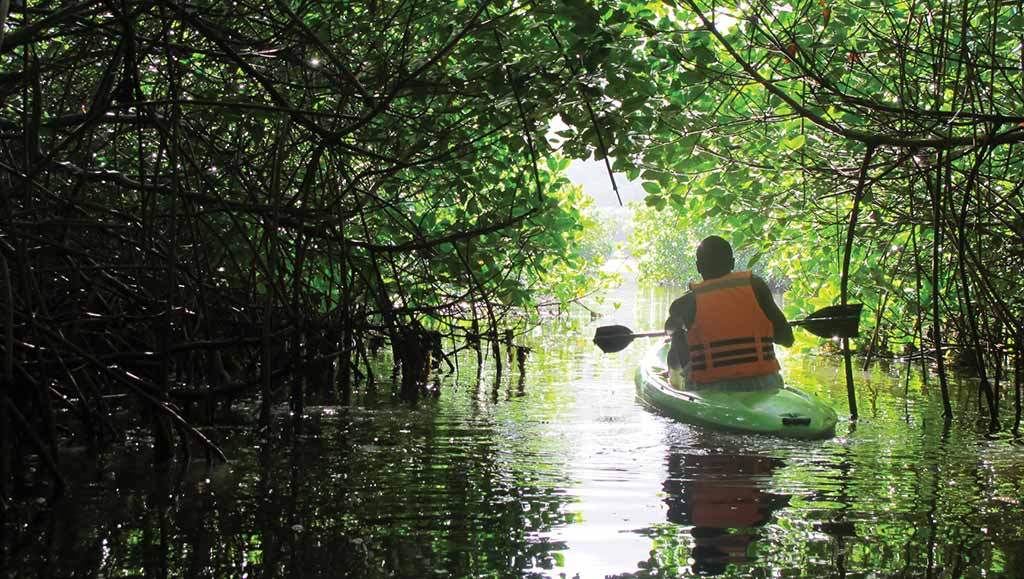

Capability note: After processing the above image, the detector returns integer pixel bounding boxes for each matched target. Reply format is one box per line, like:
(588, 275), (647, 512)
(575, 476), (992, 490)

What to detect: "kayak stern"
(635, 343), (838, 439)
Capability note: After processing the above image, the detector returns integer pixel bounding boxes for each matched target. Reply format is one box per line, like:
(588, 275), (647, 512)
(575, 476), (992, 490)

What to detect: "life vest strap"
(690, 336), (775, 370)
(692, 276), (753, 293)
(712, 355), (760, 367)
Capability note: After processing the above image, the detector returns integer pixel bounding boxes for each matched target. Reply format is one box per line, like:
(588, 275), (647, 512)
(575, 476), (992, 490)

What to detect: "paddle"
(592, 303), (863, 353)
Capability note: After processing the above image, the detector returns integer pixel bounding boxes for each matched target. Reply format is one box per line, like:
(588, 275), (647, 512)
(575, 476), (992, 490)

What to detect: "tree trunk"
(840, 146), (875, 420)
(928, 156), (952, 420)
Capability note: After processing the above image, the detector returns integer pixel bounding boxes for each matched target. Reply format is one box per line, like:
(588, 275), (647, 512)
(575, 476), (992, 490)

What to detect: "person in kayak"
(663, 235), (793, 390)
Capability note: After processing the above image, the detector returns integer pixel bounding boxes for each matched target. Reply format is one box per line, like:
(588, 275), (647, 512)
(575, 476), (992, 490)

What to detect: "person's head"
(696, 235), (734, 280)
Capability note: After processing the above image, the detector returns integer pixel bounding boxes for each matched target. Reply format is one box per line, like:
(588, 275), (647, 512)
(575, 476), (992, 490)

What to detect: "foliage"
(530, 176), (617, 306)
(595, 0), (1024, 377)
(573, 204), (618, 264)
(630, 201), (789, 290)
(629, 202), (706, 285)
(0, 0), (629, 476)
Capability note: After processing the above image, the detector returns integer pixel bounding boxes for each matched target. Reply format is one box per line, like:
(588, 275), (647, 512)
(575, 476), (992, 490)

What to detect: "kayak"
(635, 341), (838, 439)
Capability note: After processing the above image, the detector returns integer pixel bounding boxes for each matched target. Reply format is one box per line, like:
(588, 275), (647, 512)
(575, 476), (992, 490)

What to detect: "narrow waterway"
(4, 282), (1023, 578)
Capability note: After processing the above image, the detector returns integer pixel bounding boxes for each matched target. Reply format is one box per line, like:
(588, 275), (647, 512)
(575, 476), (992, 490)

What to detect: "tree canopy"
(1, 0), (1022, 490)
(614, 0), (1023, 422)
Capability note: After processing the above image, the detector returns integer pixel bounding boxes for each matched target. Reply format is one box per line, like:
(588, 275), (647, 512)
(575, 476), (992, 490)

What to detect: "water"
(4, 284), (1023, 578)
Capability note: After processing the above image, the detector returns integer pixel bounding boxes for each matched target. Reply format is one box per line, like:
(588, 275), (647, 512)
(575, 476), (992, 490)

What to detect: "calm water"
(4, 284), (1024, 578)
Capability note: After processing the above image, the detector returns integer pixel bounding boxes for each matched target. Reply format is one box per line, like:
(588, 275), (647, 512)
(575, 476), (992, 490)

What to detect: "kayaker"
(663, 235), (793, 390)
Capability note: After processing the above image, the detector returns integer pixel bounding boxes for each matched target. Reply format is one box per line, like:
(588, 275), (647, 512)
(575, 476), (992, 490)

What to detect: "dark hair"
(696, 235), (734, 279)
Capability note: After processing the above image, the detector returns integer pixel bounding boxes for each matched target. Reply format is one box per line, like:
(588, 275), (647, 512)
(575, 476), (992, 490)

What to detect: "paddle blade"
(593, 325), (636, 353)
(793, 304), (863, 339)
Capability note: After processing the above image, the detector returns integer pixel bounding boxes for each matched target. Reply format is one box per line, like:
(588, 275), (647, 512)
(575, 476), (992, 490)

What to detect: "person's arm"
(664, 292), (696, 332)
(751, 276), (794, 347)
(664, 294), (695, 368)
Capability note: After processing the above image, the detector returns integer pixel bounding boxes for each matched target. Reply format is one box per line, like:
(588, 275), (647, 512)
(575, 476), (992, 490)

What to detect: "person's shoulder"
(746, 274), (775, 299)
(668, 290), (695, 310)
(748, 273), (770, 288)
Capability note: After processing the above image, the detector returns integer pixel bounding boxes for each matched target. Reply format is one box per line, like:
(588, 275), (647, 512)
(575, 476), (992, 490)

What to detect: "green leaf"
(642, 181), (662, 194)
(784, 134), (806, 150)
(645, 195), (666, 210)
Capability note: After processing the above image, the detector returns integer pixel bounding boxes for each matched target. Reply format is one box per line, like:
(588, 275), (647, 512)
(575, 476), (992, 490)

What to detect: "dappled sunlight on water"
(4, 286), (1023, 578)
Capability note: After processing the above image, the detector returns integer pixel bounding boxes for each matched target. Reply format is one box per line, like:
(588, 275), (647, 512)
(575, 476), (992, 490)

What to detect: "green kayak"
(635, 342), (838, 439)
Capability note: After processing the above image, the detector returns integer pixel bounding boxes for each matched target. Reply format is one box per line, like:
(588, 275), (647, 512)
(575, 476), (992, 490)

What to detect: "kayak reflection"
(663, 448), (789, 575)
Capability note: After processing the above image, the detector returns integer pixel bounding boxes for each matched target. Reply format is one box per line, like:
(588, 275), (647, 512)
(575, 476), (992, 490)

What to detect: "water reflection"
(4, 285), (1024, 578)
(662, 445), (789, 575)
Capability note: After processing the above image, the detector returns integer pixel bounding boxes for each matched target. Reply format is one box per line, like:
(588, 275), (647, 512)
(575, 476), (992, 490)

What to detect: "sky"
(547, 116), (645, 208)
(565, 158), (646, 208)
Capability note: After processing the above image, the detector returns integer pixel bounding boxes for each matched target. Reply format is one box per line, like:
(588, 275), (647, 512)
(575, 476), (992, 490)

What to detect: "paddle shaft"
(614, 315), (855, 339)
(789, 315), (858, 326)
(592, 303), (862, 353)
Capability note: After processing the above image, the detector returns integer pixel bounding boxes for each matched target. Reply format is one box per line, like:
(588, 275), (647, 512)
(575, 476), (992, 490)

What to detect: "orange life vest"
(685, 271), (780, 384)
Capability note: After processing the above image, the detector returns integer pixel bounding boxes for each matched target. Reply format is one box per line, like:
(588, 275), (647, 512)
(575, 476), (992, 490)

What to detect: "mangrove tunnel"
(1, 0), (1023, 576)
